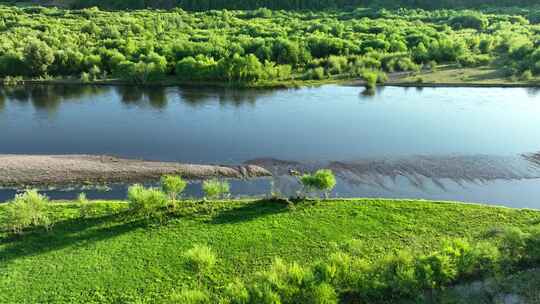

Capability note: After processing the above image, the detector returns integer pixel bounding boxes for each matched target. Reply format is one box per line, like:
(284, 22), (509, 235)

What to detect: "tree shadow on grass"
(0, 211), (148, 264)
(209, 199), (290, 225)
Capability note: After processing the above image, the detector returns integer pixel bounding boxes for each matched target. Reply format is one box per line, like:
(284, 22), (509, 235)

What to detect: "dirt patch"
(0, 154), (271, 187)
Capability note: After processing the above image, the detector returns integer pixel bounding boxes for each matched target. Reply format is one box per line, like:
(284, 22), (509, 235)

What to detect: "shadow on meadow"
(0, 199), (292, 264)
(208, 199), (290, 224)
(0, 210), (147, 264)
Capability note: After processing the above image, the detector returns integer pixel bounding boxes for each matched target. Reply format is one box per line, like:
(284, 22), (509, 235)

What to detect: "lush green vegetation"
(1, 186), (540, 302)
(1, 5), (540, 86)
(5, 0), (540, 10)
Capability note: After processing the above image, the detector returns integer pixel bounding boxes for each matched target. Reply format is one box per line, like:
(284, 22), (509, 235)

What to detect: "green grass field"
(1, 198), (539, 303)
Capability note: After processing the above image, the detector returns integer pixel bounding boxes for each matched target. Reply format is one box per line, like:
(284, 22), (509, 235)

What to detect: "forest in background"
(4, 0), (540, 10)
(1, 5), (540, 85)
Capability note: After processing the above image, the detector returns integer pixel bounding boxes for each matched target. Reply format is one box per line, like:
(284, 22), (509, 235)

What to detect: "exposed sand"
(0, 154), (271, 187)
(247, 154), (540, 190)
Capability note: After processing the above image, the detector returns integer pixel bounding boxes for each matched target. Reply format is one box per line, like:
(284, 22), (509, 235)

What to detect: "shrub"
(169, 289), (209, 304)
(520, 70), (533, 81)
(313, 251), (371, 290)
(377, 251), (419, 298)
(457, 54), (491, 67)
(202, 179), (230, 199)
(300, 169), (337, 198)
(3, 190), (51, 234)
(223, 279), (250, 304)
(415, 251), (457, 290)
(498, 227), (529, 267)
(184, 244), (217, 276)
(127, 184), (168, 218)
(304, 283), (338, 304)
(449, 14), (488, 31)
(80, 72), (91, 83)
(78, 192), (92, 218)
(361, 71), (378, 90)
(307, 67), (325, 80)
(161, 175), (187, 207)
(249, 258), (316, 303)
(524, 228), (540, 264)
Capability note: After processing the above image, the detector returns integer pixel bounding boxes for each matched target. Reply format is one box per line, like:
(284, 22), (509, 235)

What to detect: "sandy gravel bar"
(0, 154), (271, 187)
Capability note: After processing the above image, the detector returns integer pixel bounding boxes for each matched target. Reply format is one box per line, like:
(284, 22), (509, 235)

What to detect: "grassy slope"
(396, 66), (540, 86)
(0, 199), (539, 302)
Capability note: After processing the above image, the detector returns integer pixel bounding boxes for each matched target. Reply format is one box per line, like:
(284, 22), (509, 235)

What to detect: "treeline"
(8, 0), (540, 10)
(0, 6), (537, 84)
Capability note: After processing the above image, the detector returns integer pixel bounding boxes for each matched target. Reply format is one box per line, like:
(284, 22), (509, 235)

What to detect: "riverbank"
(0, 154), (271, 187)
(387, 66), (540, 88)
(4, 66), (540, 89)
(0, 198), (539, 302)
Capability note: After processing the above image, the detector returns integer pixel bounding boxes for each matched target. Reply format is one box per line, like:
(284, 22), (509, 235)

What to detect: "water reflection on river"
(1, 84), (540, 208)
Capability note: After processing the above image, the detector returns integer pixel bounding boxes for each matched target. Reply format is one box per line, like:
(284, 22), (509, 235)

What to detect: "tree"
(0, 52), (26, 76)
(300, 169), (337, 198)
(23, 40), (55, 76)
(161, 175), (187, 208)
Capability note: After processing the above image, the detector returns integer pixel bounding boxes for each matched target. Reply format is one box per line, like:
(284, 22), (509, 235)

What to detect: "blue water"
(1, 84), (540, 207)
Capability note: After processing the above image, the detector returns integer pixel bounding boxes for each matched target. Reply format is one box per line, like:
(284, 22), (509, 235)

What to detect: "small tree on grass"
(127, 184), (168, 218)
(300, 169), (337, 198)
(3, 189), (51, 234)
(78, 192), (92, 218)
(161, 175), (187, 208)
(184, 244), (217, 284)
(202, 179), (230, 200)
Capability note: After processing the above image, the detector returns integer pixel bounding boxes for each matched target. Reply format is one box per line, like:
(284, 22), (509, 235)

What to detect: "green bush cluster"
(8, 0), (538, 12)
(190, 228), (540, 303)
(202, 179), (230, 199)
(300, 169), (337, 198)
(127, 184), (168, 218)
(0, 6), (533, 83)
(161, 175), (187, 208)
(2, 189), (51, 234)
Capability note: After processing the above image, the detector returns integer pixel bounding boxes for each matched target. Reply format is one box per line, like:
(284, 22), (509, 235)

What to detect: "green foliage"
(184, 244), (217, 275)
(3, 189), (50, 234)
(77, 193), (92, 219)
(300, 169), (337, 197)
(169, 289), (210, 304)
(0, 6), (528, 84)
(202, 179), (230, 199)
(1, 198), (540, 302)
(361, 71), (378, 89)
(161, 175), (187, 205)
(248, 258), (338, 303)
(223, 279), (250, 304)
(23, 40), (55, 76)
(449, 13), (489, 30)
(127, 184), (168, 218)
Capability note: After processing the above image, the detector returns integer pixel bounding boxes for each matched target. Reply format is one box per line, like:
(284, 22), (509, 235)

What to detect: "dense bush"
(12, 0), (540, 11)
(2, 189), (51, 234)
(77, 192), (93, 218)
(300, 169), (337, 197)
(127, 184), (168, 218)
(183, 244), (217, 280)
(0, 6), (533, 83)
(202, 179), (230, 199)
(183, 231), (540, 303)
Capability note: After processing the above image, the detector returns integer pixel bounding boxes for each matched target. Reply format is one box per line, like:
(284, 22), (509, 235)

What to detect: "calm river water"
(1, 84), (539, 208)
